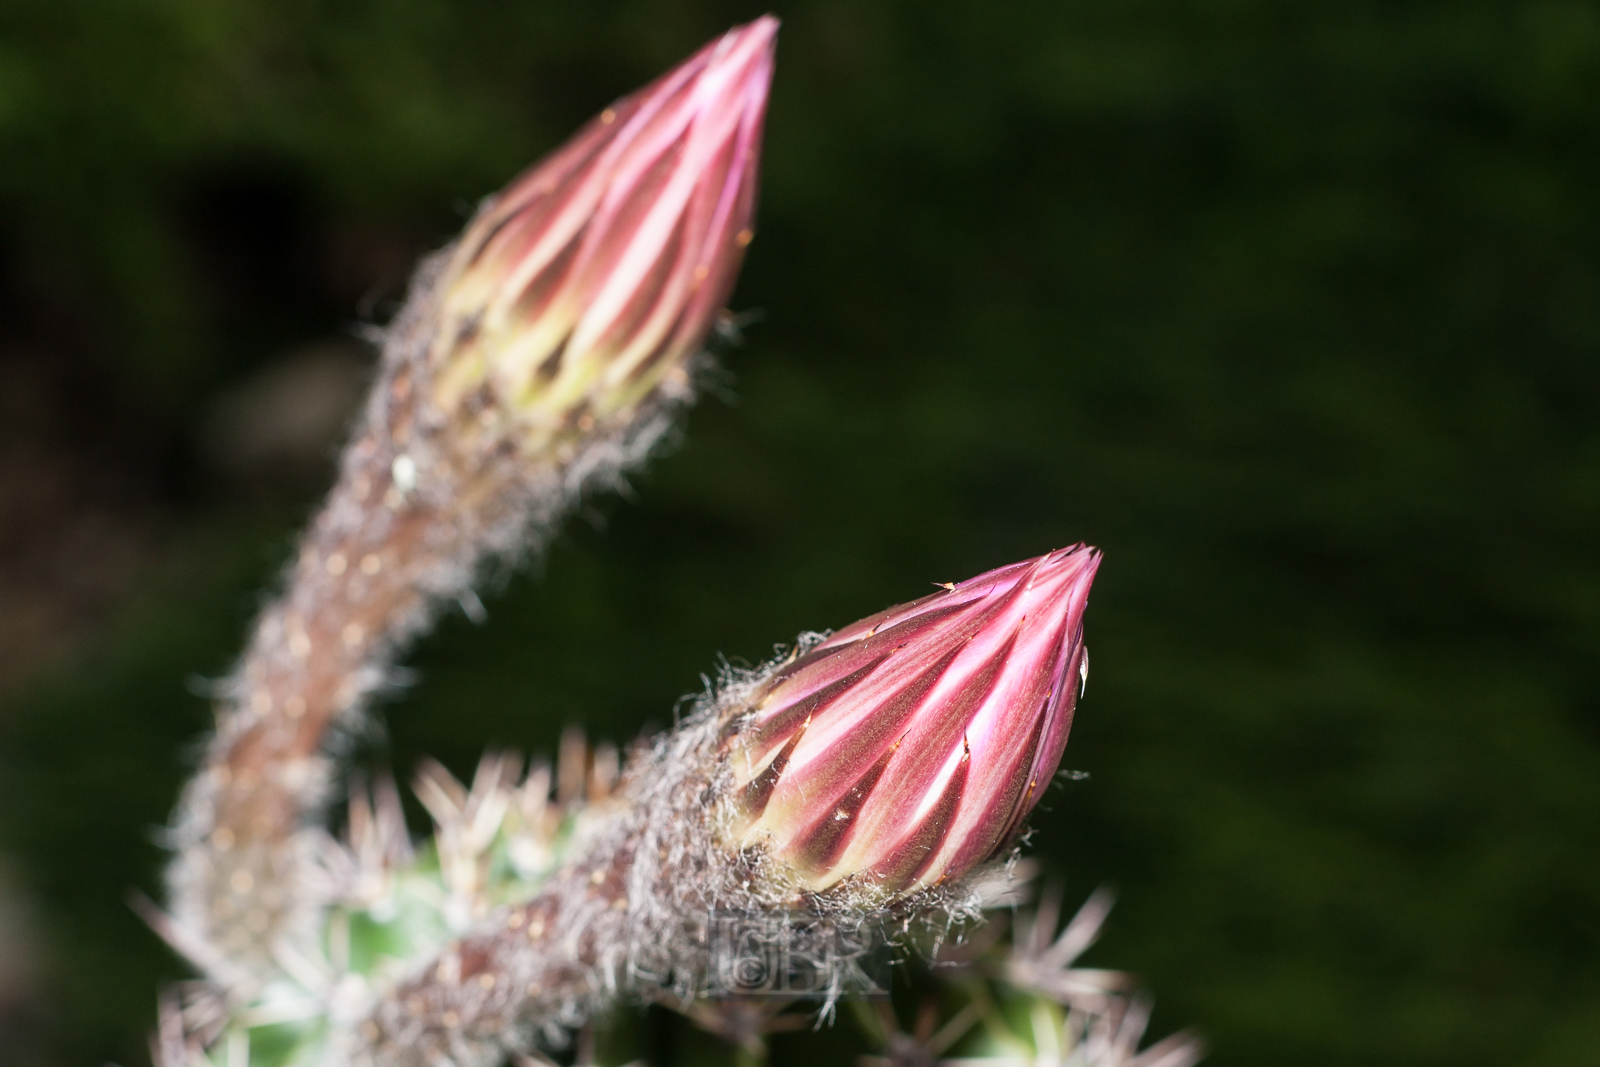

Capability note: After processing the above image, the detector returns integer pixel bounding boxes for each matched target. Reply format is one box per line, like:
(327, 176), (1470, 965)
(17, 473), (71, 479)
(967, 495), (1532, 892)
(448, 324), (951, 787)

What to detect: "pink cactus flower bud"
(429, 16), (777, 441)
(726, 547), (1101, 899)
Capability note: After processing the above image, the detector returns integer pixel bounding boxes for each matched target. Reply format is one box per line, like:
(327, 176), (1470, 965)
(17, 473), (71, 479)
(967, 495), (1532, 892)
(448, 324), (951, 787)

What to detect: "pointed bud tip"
(732, 14), (781, 49)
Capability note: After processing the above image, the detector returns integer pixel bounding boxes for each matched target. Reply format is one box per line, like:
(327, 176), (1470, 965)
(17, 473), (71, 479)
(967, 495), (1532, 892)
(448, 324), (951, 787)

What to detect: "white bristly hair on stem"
(154, 16), (777, 1013)
(346, 651), (1001, 1067)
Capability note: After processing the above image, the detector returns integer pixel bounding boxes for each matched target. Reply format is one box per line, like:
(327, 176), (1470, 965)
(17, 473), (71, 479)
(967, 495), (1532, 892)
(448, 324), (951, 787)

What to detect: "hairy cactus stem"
(353, 547), (1100, 1064)
(164, 16), (778, 985)
(355, 703), (734, 1065)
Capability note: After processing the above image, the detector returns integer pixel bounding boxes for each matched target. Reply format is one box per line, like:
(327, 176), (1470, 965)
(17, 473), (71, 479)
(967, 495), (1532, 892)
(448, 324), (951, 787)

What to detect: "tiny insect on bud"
(724, 547), (1100, 898)
(429, 15), (777, 451)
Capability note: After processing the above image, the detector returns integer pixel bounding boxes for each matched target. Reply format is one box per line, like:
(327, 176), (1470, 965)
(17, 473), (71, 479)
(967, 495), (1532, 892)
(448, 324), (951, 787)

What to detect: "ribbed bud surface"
(429, 16), (776, 447)
(725, 547), (1100, 897)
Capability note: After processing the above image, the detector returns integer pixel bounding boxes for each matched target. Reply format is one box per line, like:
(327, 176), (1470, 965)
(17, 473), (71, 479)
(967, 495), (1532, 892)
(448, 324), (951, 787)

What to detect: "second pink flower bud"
(723, 547), (1100, 900)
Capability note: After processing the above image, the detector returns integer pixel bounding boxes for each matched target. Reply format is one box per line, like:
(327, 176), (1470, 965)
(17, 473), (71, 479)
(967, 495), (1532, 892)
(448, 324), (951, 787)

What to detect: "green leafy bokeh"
(0, 2), (1596, 1065)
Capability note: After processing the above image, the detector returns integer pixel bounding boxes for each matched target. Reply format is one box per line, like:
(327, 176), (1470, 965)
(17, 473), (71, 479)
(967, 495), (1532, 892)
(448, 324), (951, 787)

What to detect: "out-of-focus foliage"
(0, 2), (1596, 1065)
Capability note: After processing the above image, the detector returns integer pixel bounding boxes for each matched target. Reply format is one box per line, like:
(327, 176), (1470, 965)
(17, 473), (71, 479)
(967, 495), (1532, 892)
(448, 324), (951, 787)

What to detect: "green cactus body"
(194, 757), (597, 1067)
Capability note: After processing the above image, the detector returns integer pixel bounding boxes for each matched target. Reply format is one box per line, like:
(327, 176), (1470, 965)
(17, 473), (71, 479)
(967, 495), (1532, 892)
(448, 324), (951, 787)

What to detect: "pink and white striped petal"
(429, 18), (777, 438)
(726, 547), (1100, 897)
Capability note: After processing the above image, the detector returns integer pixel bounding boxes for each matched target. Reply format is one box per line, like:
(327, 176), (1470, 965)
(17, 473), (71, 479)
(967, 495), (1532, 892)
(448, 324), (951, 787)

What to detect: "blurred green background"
(1, 1), (1597, 1064)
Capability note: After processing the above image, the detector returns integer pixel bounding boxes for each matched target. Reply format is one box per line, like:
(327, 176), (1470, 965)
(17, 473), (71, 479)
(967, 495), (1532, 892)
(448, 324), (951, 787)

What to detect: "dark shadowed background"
(1, 1), (1597, 1064)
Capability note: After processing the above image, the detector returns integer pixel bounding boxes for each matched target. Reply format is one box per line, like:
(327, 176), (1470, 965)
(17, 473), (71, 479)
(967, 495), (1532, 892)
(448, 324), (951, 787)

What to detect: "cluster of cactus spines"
(847, 890), (1202, 1067)
(150, 16), (1201, 1067)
